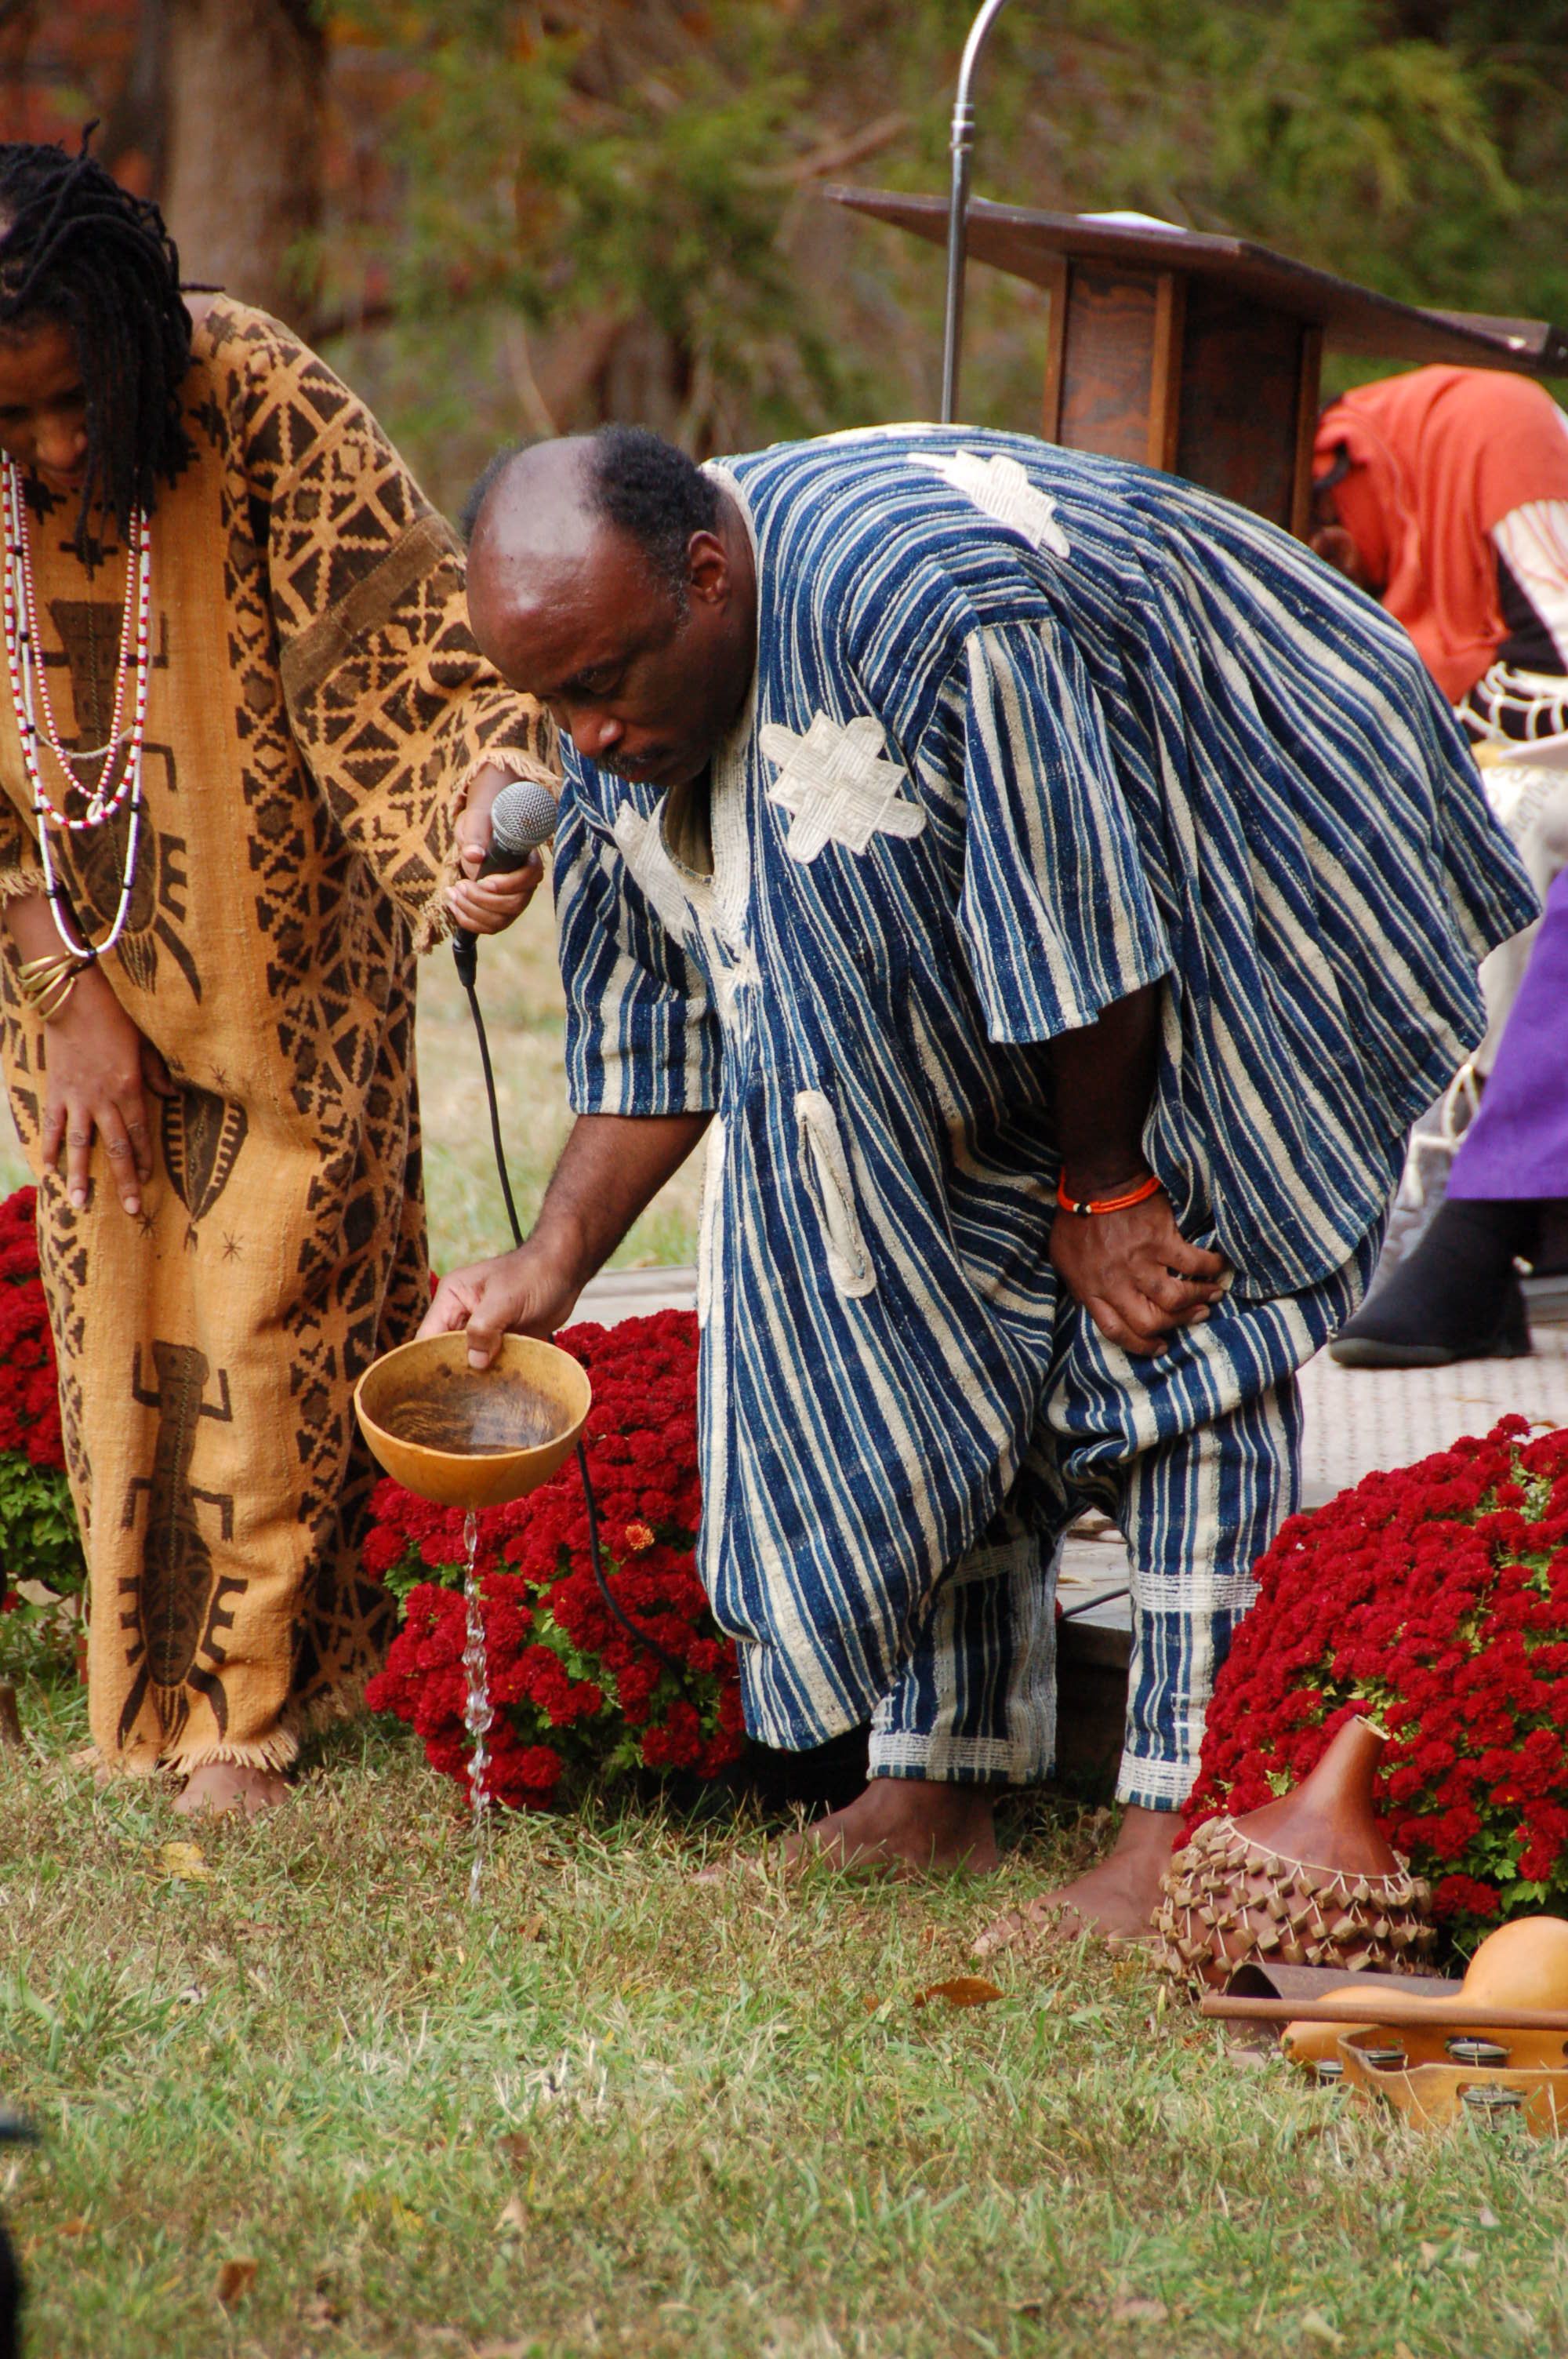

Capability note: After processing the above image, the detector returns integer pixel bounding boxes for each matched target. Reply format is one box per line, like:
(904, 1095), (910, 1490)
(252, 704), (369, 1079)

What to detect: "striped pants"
(867, 1229), (1380, 1812)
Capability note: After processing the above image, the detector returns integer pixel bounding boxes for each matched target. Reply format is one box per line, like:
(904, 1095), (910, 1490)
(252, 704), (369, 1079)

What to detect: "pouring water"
(461, 1507), (493, 1905)
(352, 1330), (593, 1907)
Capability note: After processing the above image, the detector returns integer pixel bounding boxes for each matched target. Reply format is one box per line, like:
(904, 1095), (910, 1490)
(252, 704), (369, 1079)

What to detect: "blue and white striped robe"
(555, 428), (1534, 1801)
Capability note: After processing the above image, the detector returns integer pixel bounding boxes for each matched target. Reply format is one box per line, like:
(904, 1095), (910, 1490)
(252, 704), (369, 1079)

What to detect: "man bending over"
(423, 423), (1532, 1938)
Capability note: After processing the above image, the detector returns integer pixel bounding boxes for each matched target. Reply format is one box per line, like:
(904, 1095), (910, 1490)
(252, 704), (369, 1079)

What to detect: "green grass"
(5, 1651), (1568, 2359)
(0, 899), (703, 1271)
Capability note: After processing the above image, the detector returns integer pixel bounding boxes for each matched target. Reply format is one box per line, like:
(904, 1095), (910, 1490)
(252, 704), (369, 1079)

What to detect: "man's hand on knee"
(1051, 1186), (1229, 1356)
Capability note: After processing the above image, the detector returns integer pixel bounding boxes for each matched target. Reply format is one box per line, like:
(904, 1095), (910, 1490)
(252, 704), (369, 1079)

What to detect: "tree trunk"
(161, 0), (325, 330)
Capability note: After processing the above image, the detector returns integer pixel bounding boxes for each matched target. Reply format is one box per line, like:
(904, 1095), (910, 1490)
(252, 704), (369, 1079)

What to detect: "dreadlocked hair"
(0, 134), (193, 555)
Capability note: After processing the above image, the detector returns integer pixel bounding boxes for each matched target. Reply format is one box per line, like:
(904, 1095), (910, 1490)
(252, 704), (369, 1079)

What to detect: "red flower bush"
(0, 1187), (64, 1467)
(0, 1187), (84, 1603)
(1186, 1417), (1568, 1945)
(364, 1310), (743, 1808)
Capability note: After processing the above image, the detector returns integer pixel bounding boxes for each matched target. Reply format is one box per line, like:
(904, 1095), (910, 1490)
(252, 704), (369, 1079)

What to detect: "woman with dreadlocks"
(0, 140), (557, 1813)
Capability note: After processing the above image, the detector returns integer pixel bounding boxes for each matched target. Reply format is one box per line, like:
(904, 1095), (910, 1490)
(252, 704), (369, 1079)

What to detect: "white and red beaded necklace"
(0, 456), (152, 960)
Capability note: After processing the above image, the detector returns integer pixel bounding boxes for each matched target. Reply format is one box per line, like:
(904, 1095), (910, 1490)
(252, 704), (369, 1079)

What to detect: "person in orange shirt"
(1311, 364), (1568, 739)
(1310, 366), (1568, 1365)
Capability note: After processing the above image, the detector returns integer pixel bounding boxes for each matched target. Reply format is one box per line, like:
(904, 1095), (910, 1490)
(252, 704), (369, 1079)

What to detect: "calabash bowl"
(354, 1331), (591, 1509)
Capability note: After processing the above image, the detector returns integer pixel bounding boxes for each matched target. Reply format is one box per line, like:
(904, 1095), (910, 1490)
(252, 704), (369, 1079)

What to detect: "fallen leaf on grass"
(497, 2131), (529, 2168)
(157, 1841), (212, 1881)
(215, 2258), (256, 2306)
(1301, 2314), (1344, 2349)
(1417, 2241), (1442, 2273)
(1109, 2296), (1167, 2324)
(517, 1915), (545, 1943)
(56, 2217), (89, 2238)
(495, 2195), (528, 2239)
(1477, 2205), (1501, 2230)
(914, 1976), (1003, 2009)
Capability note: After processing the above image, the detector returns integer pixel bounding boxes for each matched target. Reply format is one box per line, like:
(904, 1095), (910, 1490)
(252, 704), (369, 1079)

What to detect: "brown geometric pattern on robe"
(0, 298), (556, 1773)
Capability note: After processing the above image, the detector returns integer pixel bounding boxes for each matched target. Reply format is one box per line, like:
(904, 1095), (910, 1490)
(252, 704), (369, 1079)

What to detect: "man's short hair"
(586, 424), (720, 601)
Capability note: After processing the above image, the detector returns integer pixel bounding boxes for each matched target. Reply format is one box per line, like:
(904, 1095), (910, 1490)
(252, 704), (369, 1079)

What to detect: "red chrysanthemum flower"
(1186, 1420), (1568, 1946)
(0, 1187), (85, 1603)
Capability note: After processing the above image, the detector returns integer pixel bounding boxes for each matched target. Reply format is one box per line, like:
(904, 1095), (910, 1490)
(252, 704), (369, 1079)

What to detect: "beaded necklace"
(0, 456), (152, 961)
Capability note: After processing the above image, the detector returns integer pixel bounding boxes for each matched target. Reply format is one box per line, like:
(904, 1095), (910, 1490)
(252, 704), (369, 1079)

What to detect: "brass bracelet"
(16, 950), (89, 1022)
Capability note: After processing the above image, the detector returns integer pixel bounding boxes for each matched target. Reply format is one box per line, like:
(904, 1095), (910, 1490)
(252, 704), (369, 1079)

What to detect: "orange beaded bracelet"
(1054, 1172), (1163, 1218)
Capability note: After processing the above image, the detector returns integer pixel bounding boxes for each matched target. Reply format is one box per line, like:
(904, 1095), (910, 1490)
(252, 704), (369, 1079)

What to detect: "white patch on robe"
(760, 713), (926, 863)
(912, 449), (1071, 560)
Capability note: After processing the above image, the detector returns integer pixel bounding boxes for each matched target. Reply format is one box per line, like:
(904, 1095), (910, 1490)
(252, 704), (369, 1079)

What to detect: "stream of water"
(460, 1508), (493, 1905)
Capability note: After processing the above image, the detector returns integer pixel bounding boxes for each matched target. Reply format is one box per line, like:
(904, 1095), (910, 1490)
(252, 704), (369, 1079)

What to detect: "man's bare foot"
(781, 1778), (1000, 1876)
(172, 1762), (290, 1819)
(975, 1805), (1179, 1951)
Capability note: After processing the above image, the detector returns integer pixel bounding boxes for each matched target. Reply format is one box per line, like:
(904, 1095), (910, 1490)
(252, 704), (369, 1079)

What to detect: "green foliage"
(0, 1448), (85, 1602)
(328, 0), (870, 471)
(323, 0), (1568, 495)
(0, 1447), (86, 1680)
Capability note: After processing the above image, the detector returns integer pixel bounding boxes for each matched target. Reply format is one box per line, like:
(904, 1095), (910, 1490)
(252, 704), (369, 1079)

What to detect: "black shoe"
(1533, 1201), (1568, 1279)
(1330, 1198), (1534, 1369)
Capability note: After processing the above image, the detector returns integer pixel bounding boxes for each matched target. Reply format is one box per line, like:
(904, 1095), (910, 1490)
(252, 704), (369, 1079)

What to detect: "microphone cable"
(452, 942), (525, 1252)
(454, 927), (687, 1686)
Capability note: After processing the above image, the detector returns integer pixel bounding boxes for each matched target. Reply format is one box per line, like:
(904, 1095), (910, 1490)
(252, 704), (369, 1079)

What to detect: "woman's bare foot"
(975, 1805), (1178, 1951)
(173, 1762), (290, 1819)
(782, 1778), (1000, 1876)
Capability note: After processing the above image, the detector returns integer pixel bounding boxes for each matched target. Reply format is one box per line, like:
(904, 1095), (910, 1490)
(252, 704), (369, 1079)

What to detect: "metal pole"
(940, 0), (1018, 424)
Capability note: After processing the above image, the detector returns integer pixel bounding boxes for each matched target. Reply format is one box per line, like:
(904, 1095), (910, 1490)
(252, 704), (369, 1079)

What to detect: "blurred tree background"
(4, 0), (1566, 515)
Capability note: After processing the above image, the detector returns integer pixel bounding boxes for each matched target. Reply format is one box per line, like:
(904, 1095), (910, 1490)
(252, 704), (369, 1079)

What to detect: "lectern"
(826, 189), (1568, 535)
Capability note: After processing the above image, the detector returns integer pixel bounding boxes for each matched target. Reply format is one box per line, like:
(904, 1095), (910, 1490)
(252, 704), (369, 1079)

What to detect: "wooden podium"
(826, 189), (1568, 535)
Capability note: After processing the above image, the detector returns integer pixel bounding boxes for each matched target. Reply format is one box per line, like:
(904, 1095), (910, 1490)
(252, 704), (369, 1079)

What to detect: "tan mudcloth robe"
(0, 297), (554, 1774)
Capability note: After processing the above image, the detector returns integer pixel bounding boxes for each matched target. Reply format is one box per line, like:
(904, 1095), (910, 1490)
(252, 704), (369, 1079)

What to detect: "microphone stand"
(941, 0), (1024, 425)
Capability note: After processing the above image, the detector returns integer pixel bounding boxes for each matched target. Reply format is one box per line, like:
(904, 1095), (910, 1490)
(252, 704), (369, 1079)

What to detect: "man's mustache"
(597, 747), (674, 780)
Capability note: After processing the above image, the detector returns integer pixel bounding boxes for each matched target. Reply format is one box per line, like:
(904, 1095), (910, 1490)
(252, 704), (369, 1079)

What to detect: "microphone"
(451, 775), (557, 987)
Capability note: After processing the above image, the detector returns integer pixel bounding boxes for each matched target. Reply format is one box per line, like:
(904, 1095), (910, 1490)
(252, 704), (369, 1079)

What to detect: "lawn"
(4, 1660), (1568, 2359)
